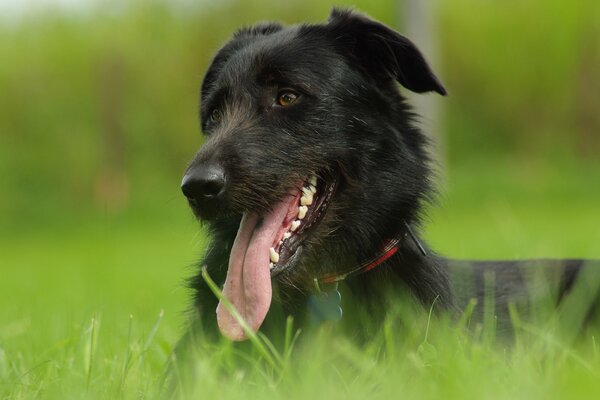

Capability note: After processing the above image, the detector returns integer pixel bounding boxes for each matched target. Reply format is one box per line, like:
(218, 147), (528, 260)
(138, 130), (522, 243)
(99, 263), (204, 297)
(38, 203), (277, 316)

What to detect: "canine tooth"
(309, 185), (317, 193)
(283, 232), (291, 239)
(269, 247), (279, 263)
(269, 262), (274, 269)
(291, 220), (301, 231)
(300, 190), (313, 206)
(279, 240), (283, 245)
(309, 176), (317, 186)
(298, 205), (308, 219)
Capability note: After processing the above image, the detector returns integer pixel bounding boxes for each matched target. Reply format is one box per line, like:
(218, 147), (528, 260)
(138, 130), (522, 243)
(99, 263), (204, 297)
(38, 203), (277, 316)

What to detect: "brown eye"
(210, 109), (222, 122)
(277, 92), (298, 107)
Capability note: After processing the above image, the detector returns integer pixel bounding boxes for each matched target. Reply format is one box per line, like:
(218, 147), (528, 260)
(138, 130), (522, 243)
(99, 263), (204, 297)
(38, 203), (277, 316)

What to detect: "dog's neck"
(340, 224), (454, 311)
(303, 226), (453, 328)
(315, 221), (426, 285)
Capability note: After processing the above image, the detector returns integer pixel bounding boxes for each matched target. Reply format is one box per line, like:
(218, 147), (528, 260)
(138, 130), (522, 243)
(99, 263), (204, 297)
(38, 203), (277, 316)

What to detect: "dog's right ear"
(327, 9), (446, 95)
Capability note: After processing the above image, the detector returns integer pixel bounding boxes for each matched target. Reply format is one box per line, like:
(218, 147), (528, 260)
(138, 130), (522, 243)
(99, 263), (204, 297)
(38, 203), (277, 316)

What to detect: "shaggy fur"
(179, 9), (599, 344)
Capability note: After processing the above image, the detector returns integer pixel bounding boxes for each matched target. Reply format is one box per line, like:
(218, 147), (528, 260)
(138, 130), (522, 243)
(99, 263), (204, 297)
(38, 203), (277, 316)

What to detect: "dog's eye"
(276, 91), (298, 107)
(209, 109), (222, 123)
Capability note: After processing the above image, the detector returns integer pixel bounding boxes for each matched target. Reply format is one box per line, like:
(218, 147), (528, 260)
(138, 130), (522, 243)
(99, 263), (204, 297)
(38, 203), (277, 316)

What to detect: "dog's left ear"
(327, 9), (447, 95)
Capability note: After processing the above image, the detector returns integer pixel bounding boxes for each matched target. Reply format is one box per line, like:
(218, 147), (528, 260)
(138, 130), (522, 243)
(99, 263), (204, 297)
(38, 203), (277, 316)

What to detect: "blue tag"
(308, 287), (343, 323)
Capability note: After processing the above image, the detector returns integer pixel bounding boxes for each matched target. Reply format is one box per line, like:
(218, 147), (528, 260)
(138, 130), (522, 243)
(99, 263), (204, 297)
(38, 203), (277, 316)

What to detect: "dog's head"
(182, 9), (446, 340)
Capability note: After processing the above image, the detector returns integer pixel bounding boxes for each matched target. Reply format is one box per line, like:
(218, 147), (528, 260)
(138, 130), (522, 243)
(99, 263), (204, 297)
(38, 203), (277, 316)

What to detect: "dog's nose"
(181, 163), (226, 201)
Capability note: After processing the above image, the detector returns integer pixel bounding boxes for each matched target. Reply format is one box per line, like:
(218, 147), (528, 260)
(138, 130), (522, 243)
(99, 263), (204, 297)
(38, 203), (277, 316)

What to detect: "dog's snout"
(181, 163), (227, 201)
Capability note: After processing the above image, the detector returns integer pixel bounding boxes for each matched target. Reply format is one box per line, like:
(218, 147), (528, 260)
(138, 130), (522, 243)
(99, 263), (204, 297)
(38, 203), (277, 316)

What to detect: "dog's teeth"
(291, 220), (301, 231)
(269, 247), (279, 263)
(309, 176), (317, 187)
(300, 189), (313, 206)
(298, 205), (308, 219)
(309, 185), (317, 194)
(300, 195), (313, 206)
(300, 196), (312, 206)
(279, 240), (283, 246)
(269, 262), (274, 269)
(283, 232), (291, 239)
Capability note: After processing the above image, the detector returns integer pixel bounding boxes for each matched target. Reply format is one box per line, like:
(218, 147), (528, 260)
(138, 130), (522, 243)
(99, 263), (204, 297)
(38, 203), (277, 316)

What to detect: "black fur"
(180, 9), (600, 345)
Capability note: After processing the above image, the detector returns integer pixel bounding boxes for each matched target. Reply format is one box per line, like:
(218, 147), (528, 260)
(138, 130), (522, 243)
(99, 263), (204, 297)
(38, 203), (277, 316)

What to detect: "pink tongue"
(216, 202), (291, 341)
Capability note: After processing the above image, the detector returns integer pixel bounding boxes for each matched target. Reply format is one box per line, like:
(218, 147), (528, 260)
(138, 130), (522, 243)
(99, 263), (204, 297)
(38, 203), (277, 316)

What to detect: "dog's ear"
(327, 9), (446, 95)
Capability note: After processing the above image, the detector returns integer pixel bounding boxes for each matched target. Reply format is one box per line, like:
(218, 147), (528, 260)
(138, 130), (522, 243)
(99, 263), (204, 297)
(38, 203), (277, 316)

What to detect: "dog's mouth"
(216, 174), (337, 341)
(269, 175), (337, 276)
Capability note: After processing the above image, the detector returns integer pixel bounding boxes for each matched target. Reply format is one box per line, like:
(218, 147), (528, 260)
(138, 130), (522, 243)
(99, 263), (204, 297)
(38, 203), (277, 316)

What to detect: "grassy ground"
(2, 159), (600, 399)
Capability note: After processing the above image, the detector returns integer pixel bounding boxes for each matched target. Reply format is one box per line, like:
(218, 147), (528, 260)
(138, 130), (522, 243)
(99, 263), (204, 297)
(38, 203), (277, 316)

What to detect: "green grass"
(0, 216), (197, 399)
(2, 160), (600, 399)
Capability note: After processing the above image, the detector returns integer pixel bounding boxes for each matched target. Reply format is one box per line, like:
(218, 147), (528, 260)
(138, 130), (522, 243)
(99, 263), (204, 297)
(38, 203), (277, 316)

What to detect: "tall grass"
(1, 168), (599, 399)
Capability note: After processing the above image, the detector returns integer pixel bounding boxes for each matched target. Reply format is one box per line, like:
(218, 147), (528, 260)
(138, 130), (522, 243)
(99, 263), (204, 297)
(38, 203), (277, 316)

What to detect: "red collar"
(318, 233), (405, 284)
(317, 222), (426, 285)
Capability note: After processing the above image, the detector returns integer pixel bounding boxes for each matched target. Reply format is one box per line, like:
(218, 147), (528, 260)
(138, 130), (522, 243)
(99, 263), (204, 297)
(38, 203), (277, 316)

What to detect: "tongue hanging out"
(216, 192), (301, 341)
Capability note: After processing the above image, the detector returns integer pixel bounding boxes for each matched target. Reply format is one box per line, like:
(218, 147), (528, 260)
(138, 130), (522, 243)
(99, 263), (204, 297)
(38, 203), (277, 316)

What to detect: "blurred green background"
(1, 0), (600, 239)
(1, 0), (600, 396)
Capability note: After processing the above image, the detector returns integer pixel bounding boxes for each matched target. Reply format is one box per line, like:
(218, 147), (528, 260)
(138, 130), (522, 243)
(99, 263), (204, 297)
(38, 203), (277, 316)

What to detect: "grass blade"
(201, 266), (280, 369)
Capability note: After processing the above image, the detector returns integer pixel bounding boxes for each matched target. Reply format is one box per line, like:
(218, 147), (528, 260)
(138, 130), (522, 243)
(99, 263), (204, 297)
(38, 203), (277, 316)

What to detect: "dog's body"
(179, 9), (599, 344)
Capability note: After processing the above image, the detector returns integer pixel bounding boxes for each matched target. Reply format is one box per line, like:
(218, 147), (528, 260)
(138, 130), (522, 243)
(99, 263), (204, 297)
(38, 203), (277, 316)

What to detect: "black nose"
(181, 163), (226, 201)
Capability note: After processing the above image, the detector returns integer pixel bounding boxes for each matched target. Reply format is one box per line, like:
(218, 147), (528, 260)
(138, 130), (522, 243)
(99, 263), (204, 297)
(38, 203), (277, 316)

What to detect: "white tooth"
(291, 220), (301, 231)
(309, 185), (317, 193)
(269, 247), (279, 263)
(298, 205), (308, 219)
(279, 240), (283, 245)
(269, 262), (274, 269)
(309, 176), (317, 186)
(300, 192), (313, 206)
(300, 197), (311, 206)
(283, 232), (291, 239)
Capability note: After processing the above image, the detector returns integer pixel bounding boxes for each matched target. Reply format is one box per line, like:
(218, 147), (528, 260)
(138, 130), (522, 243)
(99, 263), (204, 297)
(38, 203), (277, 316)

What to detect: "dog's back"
(446, 258), (600, 334)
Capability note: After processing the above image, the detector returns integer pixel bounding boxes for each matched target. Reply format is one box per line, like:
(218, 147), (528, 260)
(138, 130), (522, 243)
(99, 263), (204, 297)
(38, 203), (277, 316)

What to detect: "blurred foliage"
(441, 0), (600, 161)
(0, 0), (598, 230)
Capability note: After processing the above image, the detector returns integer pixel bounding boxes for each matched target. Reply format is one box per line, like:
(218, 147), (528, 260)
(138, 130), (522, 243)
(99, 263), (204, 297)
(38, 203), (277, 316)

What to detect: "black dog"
(180, 9), (599, 343)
